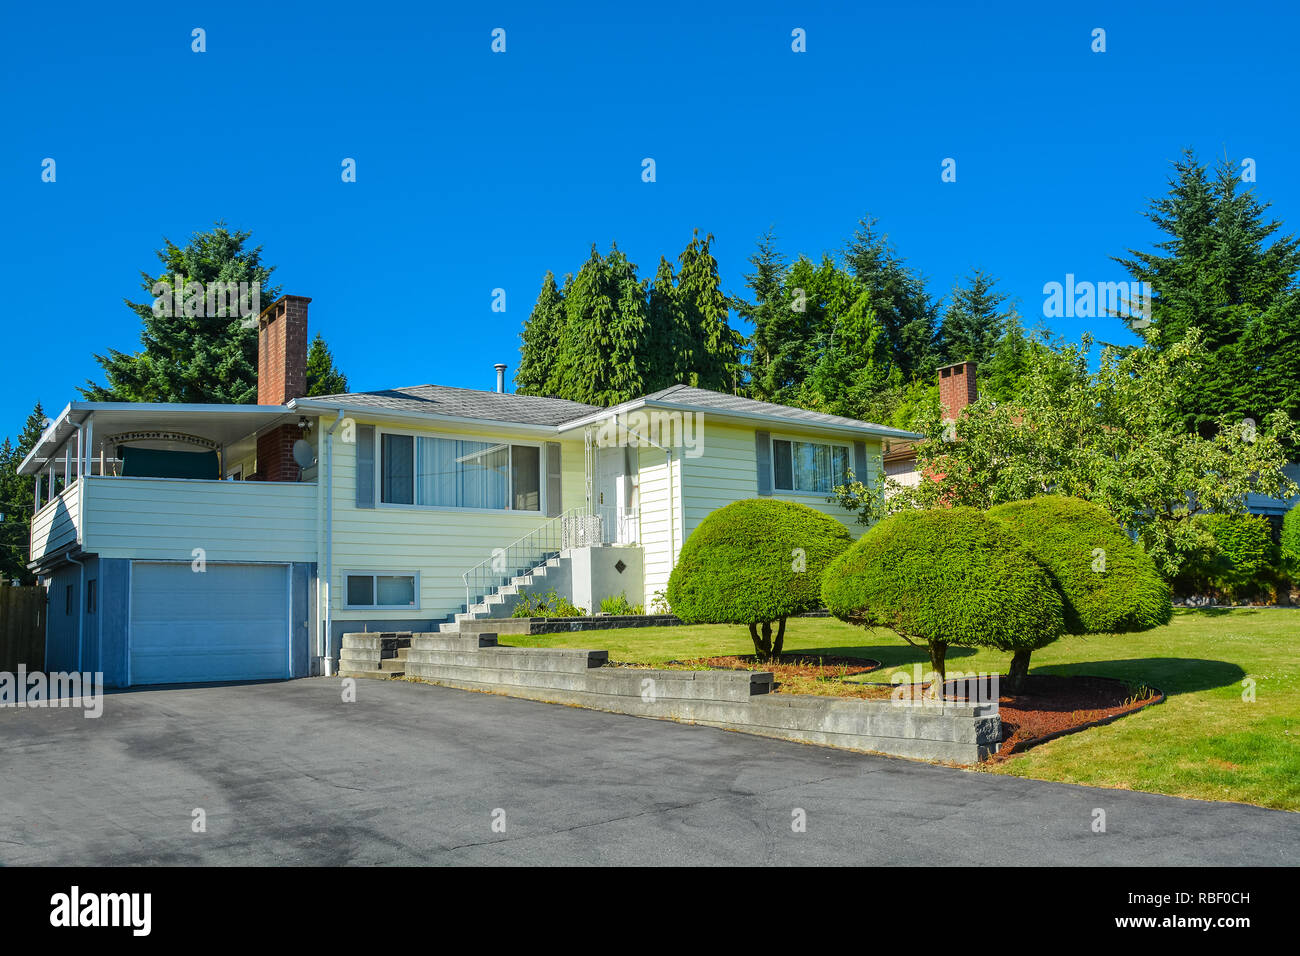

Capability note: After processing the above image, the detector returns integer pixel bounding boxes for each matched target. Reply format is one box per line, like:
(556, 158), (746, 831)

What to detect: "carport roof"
(17, 403), (297, 475)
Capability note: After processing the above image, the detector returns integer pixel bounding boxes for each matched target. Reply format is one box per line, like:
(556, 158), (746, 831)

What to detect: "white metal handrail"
(461, 509), (604, 612)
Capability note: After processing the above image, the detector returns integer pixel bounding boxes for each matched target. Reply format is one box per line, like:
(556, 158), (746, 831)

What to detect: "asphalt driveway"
(1, 677), (1295, 865)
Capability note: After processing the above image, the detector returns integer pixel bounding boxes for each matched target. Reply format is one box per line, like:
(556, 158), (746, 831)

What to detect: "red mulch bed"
(932, 674), (1163, 760)
(684, 654), (882, 680)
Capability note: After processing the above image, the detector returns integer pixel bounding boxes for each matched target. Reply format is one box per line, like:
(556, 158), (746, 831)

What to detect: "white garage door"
(130, 562), (290, 685)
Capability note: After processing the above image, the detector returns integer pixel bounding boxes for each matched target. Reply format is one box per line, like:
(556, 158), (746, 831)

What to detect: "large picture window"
(772, 438), (849, 494)
(380, 433), (541, 511)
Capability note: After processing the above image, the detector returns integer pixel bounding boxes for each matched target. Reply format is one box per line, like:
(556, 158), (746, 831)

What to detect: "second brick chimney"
(938, 360), (978, 420)
(256, 294), (311, 481)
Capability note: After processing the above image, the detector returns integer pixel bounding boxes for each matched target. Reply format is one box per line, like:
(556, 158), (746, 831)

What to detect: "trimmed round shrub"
(666, 498), (853, 658)
(987, 496), (1172, 634)
(821, 507), (1065, 686)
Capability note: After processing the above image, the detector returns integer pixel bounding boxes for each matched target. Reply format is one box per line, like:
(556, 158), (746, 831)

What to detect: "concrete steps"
(448, 553), (572, 631)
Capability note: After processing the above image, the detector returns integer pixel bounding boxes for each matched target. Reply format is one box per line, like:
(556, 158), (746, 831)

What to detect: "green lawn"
(505, 609), (1300, 811)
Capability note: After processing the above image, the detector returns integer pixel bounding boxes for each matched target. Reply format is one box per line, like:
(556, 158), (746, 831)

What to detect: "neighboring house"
(21, 294), (919, 687)
(880, 359), (978, 491)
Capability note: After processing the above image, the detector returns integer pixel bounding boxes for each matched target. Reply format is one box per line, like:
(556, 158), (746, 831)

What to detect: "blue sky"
(2, 0), (1297, 434)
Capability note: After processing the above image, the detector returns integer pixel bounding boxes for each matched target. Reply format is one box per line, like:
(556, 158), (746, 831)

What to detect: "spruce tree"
(738, 229), (790, 402)
(675, 231), (743, 393)
(83, 222), (281, 404)
(305, 332), (349, 396)
(553, 245), (650, 405)
(1115, 150), (1300, 440)
(515, 271), (567, 396)
(939, 268), (1011, 366)
(843, 216), (940, 380)
(644, 257), (686, 392)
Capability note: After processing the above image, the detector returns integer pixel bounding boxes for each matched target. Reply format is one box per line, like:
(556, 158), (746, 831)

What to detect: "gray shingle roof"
(298, 381), (918, 437)
(300, 385), (602, 427)
(635, 384), (913, 435)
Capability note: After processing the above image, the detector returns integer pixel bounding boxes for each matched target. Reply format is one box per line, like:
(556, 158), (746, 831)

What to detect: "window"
(380, 433), (541, 511)
(86, 580), (97, 614)
(771, 438), (849, 494)
(65, 585), (72, 615)
(344, 572), (418, 609)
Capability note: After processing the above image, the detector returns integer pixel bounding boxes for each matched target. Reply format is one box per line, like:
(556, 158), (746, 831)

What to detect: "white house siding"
(635, 421), (879, 610)
(29, 480), (81, 564)
(328, 418), (579, 626)
(681, 421), (878, 536)
(636, 444), (683, 609)
(79, 477), (317, 563)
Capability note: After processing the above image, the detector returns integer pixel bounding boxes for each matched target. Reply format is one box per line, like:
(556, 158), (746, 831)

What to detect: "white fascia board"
(288, 399), (561, 437)
(558, 398), (922, 442)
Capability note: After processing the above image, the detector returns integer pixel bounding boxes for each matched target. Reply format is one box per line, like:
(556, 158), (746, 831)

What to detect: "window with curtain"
(380, 433), (541, 511)
(771, 438), (849, 493)
(344, 572), (418, 608)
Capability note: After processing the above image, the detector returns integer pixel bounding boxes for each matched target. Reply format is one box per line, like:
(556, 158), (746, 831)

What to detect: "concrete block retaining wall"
(343, 630), (1000, 764)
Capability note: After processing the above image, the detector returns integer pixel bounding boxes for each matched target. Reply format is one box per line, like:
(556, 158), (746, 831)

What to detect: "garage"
(129, 562), (291, 685)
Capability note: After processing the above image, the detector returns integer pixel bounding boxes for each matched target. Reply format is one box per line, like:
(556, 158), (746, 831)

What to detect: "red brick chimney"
(938, 360), (977, 420)
(256, 295), (311, 481)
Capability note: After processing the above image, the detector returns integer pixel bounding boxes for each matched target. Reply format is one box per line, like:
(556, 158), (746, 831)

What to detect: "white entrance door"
(594, 447), (633, 544)
(129, 562), (290, 685)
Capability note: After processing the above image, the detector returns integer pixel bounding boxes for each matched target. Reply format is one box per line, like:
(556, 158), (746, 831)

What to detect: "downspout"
(69, 422), (85, 672)
(322, 410), (345, 676)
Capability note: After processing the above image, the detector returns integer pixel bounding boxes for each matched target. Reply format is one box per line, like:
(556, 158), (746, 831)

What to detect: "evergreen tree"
(939, 268), (1011, 366)
(799, 274), (890, 419)
(553, 245), (651, 405)
(305, 332), (349, 396)
(515, 271), (567, 396)
(738, 229), (790, 402)
(82, 222), (281, 404)
(843, 216), (940, 380)
(675, 231), (744, 393)
(1115, 150), (1300, 440)
(0, 403), (48, 585)
(644, 256), (686, 392)
(979, 312), (1047, 403)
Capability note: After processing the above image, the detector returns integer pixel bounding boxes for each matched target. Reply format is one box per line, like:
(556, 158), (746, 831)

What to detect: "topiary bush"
(987, 496), (1172, 639)
(666, 498), (853, 659)
(821, 507), (1065, 689)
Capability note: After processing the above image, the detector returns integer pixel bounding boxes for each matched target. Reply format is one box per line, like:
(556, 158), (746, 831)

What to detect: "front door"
(594, 447), (631, 543)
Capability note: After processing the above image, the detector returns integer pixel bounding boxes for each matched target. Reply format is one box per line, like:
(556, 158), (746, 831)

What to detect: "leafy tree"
(987, 496), (1172, 690)
(938, 268), (1011, 366)
(833, 332), (1299, 577)
(304, 332), (349, 396)
(822, 508), (1065, 685)
(515, 271), (567, 396)
(666, 499), (852, 660)
(1177, 513), (1275, 600)
(82, 222), (281, 404)
(1115, 150), (1300, 445)
(0, 403), (48, 584)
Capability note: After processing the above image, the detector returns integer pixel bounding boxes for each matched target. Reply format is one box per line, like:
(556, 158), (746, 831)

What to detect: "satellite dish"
(292, 439), (316, 470)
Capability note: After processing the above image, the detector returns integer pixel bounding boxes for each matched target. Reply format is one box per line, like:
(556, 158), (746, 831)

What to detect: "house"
(19, 294), (920, 687)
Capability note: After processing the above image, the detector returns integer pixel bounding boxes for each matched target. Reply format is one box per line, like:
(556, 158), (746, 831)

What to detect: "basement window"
(344, 572), (419, 610)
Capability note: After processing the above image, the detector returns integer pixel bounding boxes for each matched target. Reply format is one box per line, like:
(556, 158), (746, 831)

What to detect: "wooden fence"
(0, 584), (47, 672)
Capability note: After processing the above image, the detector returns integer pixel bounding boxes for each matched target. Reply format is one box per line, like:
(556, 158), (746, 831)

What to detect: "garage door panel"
(130, 563), (289, 685)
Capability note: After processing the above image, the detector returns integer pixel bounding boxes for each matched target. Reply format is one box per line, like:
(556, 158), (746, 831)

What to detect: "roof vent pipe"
(494, 363), (507, 393)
